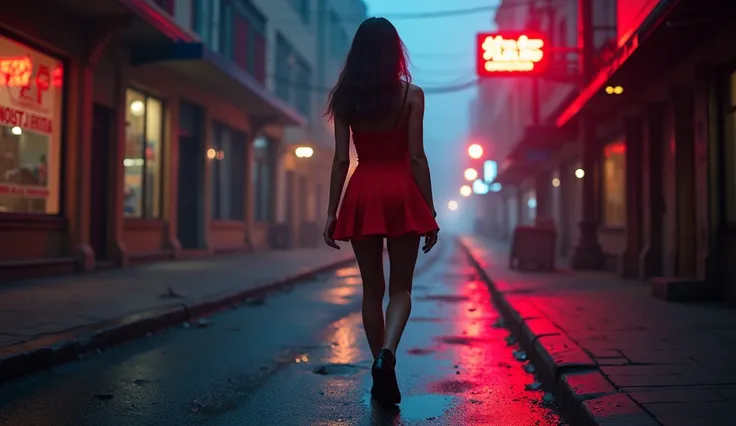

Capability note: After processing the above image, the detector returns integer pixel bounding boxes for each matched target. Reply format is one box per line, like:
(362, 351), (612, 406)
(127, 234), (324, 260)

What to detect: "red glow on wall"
(51, 66), (63, 88)
(605, 142), (626, 157)
(476, 33), (547, 77)
(0, 56), (32, 87)
(617, 0), (660, 46)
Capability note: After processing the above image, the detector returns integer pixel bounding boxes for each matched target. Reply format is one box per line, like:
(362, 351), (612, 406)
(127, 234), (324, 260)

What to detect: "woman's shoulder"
(405, 82), (425, 102)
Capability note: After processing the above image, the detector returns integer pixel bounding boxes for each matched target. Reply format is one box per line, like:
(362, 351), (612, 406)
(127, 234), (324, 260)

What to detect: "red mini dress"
(331, 98), (439, 241)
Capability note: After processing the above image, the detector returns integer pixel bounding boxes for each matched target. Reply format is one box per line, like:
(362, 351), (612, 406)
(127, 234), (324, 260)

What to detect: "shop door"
(285, 170), (295, 226)
(90, 103), (113, 260)
(177, 102), (205, 249)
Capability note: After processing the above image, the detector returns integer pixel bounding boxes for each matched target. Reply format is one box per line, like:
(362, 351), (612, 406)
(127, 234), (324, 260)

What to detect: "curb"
(458, 237), (660, 426)
(0, 256), (356, 384)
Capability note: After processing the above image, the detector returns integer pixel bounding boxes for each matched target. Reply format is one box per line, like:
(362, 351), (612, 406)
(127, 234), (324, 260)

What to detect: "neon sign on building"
(476, 33), (547, 77)
(0, 56), (32, 86)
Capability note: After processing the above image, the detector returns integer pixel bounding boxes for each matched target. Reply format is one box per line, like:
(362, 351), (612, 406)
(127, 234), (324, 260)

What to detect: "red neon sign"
(0, 56), (32, 87)
(476, 33), (547, 77)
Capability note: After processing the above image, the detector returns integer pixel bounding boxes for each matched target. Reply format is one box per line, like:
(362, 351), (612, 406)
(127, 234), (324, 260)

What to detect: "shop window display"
(0, 37), (63, 214)
(124, 88), (163, 218)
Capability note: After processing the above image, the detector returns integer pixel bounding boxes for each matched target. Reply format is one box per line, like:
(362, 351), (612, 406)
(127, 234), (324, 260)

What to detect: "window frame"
(0, 31), (67, 218)
(210, 122), (246, 221)
(600, 140), (627, 229)
(275, 33), (292, 102)
(233, 0), (267, 80)
(294, 57), (312, 117)
(329, 10), (348, 59)
(721, 70), (736, 227)
(123, 88), (165, 220)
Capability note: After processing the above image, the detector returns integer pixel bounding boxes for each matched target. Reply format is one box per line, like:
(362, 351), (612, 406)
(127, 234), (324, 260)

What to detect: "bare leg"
(351, 236), (386, 359)
(383, 233), (420, 355)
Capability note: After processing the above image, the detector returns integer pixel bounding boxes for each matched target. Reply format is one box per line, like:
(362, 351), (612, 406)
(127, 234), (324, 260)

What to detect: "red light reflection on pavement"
(422, 270), (561, 425)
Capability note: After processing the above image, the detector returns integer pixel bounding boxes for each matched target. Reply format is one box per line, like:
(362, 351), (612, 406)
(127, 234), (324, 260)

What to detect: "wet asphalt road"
(0, 241), (563, 426)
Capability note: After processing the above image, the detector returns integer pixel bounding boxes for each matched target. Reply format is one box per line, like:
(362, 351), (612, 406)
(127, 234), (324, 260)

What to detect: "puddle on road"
(312, 363), (364, 376)
(361, 393), (456, 421)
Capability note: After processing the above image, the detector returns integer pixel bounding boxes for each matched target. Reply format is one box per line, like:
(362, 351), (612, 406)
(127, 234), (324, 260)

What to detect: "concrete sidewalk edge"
(0, 255), (356, 384)
(457, 237), (660, 426)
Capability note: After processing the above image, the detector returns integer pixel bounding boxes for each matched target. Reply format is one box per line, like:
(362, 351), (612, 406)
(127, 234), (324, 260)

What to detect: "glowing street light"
(464, 168), (478, 181)
(460, 185), (472, 197)
(448, 200), (458, 211)
(295, 146), (314, 158)
(605, 85), (624, 95)
(468, 144), (483, 159)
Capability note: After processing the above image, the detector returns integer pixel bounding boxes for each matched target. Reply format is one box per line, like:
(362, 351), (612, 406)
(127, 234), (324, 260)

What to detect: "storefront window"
(726, 72), (736, 223)
(253, 136), (270, 222)
(0, 37), (63, 214)
(124, 89), (164, 218)
(210, 122), (245, 220)
(602, 142), (626, 227)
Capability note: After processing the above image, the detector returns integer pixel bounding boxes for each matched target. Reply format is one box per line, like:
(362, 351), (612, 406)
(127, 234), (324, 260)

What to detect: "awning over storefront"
(130, 42), (305, 127)
(54, 0), (197, 45)
(556, 0), (735, 128)
(493, 160), (539, 186)
(493, 125), (575, 186)
(506, 125), (574, 162)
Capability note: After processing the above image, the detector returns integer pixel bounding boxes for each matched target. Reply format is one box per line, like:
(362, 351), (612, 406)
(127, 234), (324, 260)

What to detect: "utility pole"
(570, 0), (605, 269)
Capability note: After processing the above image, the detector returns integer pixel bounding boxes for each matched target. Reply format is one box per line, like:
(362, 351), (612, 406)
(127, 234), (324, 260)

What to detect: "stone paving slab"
(0, 248), (355, 382)
(459, 235), (736, 426)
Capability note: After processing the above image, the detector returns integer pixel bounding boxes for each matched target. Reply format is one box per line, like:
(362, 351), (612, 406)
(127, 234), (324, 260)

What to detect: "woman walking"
(322, 17), (440, 406)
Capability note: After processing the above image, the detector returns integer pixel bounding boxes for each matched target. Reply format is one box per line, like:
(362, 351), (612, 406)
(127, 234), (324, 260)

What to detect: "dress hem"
(333, 226), (439, 242)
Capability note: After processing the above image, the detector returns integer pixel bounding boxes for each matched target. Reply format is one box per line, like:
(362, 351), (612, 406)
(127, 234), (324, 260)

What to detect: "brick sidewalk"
(460, 235), (736, 426)
(0, 248), (355, 381)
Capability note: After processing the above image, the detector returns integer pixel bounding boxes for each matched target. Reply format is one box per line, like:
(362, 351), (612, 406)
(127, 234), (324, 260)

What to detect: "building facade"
(482, 0), (736, 301)
(0, 0), (364, 282)
(262, 0), (365, 249)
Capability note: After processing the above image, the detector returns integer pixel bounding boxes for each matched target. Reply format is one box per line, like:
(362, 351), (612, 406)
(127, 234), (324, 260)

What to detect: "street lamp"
(468, 144), (483, 159)
(295, 146), (314, 158)
(448, 200), (458, 211)
(464, 168), (478, 181)
(460, 185), (472, 197)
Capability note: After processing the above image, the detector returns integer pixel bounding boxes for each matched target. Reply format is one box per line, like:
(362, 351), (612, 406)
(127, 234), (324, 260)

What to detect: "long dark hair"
(326, 17), (411, 121)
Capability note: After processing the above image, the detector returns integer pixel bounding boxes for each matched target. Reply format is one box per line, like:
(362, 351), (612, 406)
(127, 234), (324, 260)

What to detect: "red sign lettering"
(476, 33), (547, 77)
(0, 56), (32, 86)
(0, 106), (52, 134)
(0, 183), (48, 199)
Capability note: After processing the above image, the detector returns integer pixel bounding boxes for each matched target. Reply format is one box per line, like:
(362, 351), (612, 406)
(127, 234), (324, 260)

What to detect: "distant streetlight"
(460, 185), (472, 197)
(295, 146), (314, 158)
(448, 200), (458, 211)
(605, 85), (624, 95)
(464, 168), (478, 181)
(468, 144), (483, 159)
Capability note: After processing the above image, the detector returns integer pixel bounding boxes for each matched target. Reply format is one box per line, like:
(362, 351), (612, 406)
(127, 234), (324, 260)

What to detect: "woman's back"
(350, 82), (411, 166)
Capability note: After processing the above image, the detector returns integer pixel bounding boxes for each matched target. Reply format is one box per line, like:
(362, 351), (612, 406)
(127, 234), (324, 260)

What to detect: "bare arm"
(407, 87), (436, 216)
(326, 116), (351, 217)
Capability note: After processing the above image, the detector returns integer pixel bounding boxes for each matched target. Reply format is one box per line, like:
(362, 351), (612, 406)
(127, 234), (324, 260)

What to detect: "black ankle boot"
(371, 348), (401, 405)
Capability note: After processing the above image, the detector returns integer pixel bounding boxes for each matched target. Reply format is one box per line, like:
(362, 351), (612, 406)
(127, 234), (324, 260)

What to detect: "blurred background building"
(471, 0), (736, 301)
